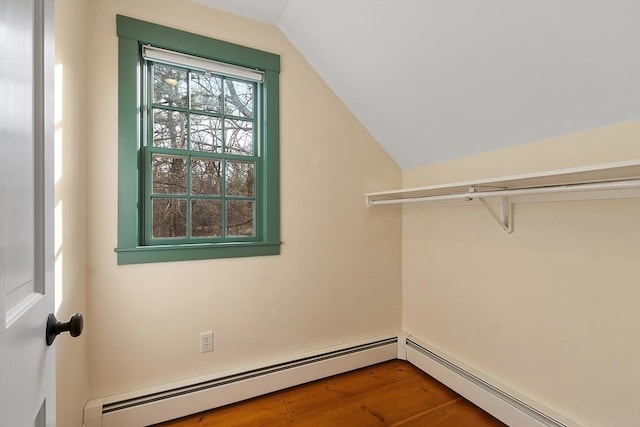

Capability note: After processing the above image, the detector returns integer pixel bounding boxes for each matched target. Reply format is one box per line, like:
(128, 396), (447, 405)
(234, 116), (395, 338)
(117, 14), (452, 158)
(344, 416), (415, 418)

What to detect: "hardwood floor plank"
(280, 361), (422, 416)
(156, 394), (290, 427)
(393, 399), (508, 427)
(155, 360), (506, 427)
(271, 375), (460, 426)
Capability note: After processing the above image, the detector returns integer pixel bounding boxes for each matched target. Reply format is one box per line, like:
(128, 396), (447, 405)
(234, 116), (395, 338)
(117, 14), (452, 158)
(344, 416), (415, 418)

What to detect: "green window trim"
(116, 15), (280, 265)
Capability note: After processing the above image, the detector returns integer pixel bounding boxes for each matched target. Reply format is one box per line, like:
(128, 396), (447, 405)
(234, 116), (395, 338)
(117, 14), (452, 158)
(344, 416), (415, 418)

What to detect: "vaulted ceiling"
(196, 0), (640, 169)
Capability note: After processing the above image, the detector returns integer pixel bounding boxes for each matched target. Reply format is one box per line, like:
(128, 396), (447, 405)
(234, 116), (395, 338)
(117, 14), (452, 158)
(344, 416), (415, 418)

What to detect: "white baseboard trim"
(84, 334), (579, 427)
(404, 336), (577, 427)
(83, 334), (399, 427)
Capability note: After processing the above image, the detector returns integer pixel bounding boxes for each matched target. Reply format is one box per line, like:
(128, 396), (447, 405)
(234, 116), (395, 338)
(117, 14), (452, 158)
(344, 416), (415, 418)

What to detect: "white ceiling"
(196, 0), (640, 169)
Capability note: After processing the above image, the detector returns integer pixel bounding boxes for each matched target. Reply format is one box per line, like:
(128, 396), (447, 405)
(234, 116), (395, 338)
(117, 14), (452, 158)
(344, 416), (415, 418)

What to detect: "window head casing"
(116, 16), (280, 264)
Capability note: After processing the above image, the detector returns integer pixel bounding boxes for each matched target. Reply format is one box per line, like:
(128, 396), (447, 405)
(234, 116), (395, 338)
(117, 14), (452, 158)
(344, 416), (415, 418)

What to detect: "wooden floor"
(155, 360), (507, 427)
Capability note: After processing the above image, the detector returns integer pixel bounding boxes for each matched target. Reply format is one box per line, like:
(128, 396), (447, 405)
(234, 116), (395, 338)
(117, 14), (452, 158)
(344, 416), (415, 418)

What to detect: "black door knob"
(46, 313), (83, 346)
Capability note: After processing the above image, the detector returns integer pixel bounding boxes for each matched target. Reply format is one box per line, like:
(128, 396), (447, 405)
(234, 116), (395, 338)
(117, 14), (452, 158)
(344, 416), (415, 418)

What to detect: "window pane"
(153, 109), (187, 149)
(153, 64), (188, 108)
(190, 72), (222, 113)
(190, 114), (222, 153)
(226, 200), (254, 237)
(224, 79), (253, 118)
(226, 161), (255, 197)
(191, 200), (222, 237)
(191, 158), (222, 195)
(152, 154), (187, 194)
(224, 119), (253, 155)
(152, 198), (187, 238)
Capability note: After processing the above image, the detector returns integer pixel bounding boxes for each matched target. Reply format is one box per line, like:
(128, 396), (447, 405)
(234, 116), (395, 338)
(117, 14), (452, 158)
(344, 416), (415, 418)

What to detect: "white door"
(0, 0), (56, 426)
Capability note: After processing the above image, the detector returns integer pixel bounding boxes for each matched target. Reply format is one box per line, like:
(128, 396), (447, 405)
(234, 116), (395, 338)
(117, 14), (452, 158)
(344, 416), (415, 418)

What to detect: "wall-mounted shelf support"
(475, 194), (512, 233)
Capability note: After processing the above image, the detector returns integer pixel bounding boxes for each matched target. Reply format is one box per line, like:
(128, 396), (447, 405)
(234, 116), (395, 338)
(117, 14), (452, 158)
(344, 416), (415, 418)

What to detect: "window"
(144, 47), (260, 242)
(116, 16), (280, 264)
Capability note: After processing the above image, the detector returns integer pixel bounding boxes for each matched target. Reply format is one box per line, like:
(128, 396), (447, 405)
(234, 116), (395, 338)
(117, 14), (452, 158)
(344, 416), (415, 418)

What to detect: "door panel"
(2, 0), (37, 315)
(4, 0), (37, 296)
(0, 0), (55, 425)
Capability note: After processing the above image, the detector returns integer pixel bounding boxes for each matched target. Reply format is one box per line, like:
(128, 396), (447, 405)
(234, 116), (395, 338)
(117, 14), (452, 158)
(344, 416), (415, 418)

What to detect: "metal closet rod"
(367, 179), (640, 207)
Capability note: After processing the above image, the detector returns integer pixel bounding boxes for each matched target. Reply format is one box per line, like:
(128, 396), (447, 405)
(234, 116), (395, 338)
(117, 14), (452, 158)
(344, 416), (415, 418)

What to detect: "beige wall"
(84, 0), (401, 398)
(54, 1), (90, 426)
(56, 0), (638, 424)
(402, 120), (640, 427)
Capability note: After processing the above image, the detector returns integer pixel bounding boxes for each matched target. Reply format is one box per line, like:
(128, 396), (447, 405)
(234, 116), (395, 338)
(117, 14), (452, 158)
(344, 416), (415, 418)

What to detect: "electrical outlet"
(200, 331), (213, 353)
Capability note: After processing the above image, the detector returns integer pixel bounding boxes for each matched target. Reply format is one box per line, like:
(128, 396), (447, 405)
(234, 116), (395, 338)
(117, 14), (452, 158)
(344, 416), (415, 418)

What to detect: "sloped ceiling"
(195, 0), (640, 169)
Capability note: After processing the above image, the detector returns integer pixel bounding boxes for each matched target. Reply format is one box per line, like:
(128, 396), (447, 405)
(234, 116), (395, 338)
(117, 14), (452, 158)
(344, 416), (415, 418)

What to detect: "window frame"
(143, 63), (260, 244)
(116, 15), (280, 265)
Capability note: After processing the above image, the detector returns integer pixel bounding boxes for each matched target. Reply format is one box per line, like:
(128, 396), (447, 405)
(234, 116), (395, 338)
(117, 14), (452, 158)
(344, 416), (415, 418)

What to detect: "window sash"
(143, 58), (260, 244)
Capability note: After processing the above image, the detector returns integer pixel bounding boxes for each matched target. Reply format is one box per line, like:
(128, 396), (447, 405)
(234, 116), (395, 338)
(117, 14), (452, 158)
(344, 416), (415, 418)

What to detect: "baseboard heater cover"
(405, 337), (573, 427)
(84, 336), (398, 427)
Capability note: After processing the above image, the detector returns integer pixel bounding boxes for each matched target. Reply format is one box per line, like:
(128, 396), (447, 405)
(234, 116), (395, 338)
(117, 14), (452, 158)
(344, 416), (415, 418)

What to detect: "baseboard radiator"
(83, 336), (399, 427)
(404, 337), (574, 427)
(84, 334), (577, 427)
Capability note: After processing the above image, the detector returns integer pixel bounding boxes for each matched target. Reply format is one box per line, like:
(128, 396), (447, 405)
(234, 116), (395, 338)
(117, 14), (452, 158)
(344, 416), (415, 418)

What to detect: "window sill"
(115, 241), (281, 265)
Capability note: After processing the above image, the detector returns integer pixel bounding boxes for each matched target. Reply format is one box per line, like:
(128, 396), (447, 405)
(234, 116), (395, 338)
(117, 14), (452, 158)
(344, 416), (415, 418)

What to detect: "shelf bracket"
(479, 196), (512, 233)
(467, 187), (512, 233)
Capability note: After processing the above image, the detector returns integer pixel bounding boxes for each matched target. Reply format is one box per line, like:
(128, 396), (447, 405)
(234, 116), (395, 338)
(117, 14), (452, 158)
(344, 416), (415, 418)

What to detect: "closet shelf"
(364, 159), (640, 233)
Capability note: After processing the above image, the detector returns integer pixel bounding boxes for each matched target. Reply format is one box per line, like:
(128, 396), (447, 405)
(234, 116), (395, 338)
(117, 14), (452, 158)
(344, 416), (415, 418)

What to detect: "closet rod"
(367, 179), (640, 207)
